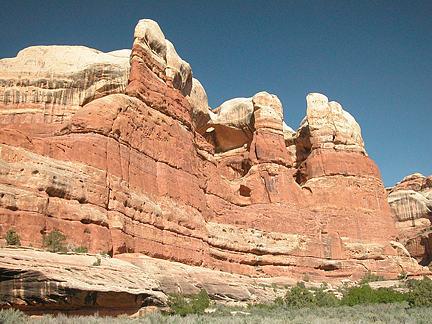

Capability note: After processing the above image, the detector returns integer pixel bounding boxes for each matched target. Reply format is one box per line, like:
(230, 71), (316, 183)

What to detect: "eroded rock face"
(199, 97), (254, 152)
(1, 248), (423, 316)
(0, 18), (423, 308)
(4, 247), (353, 314)
(305, 93), (365, 154)
(188, 78), (211, 130)
(0, 46), (131, 125)
(388, 173), (432, 265)
(0, 248), (165, 315)
(389, 190), (432, 222)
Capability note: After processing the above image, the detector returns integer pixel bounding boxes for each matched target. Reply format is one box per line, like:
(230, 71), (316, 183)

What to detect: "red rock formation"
(388, 173), (432, 264)
(0, 19), (422, 289)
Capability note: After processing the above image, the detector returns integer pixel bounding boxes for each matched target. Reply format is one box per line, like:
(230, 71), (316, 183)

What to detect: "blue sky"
(0, 0), (430, 186)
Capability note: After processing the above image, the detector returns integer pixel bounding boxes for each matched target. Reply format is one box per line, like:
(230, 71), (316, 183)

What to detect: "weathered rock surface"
(1, 248), (424, 316)
(0, 46), (131, 126)
(0, 18), (424, 316)
(388, 173), (432, 265)
(389, 190), (432, 223)
(305, 93), (365, 154)
(0, 247), (303, 314)
(198, 97), (254, 152)
(390, 173), (432, 194)
(0, 248), (165, 316)
(188, 78), (212, 130)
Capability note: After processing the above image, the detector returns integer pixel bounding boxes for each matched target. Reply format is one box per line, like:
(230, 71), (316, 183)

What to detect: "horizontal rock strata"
(0, 248), (425, 315)
(0, 46), (130, 128)
(388, 173), (432, 265)
(0, 19), (424, 315)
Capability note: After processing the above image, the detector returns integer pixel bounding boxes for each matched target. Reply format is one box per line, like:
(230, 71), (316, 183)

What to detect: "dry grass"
(2, 303), (432, 324)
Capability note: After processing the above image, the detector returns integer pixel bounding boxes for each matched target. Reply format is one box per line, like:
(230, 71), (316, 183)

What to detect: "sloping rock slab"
(0, 248), (296, 315)
(0, 248), (164, 316)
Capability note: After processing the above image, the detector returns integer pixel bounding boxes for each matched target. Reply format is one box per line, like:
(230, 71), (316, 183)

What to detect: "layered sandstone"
(0, 248), (165, 316)
(0, 46), (130, 129)
(0, 18), (423, 313)
(3, 247), (344, 315)
(388, 173), (432, 264)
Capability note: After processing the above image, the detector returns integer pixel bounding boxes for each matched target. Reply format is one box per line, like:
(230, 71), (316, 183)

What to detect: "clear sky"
(0, 0), (430, 187)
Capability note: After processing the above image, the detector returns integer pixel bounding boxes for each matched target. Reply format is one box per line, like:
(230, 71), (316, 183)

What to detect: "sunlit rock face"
(0, 46), (131, 127)
(387, 173), (432, 265)
(0, 18), (423, 310)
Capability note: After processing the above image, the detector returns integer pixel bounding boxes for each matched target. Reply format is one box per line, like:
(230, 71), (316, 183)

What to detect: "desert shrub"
(359, 270), (385, 284)
(0, 308), (27, 324)
(2, 229), (21, 246)
(283, 282), (340, 309)
(397, 271), (407, 280)
(314, 289), (340, 307)
(10, 302), (432, 323)
(371, 287), (409, 304)
(74, 246), (88, 253)
(42, 230), (67, 253)
(341, 284), (408, 306)
(273, 296), (284, 306)
(168, 289), (210, 316)
(284, 281), (316, 308)
(407, 275), (432, 307)
(168, 293), (190, 316)
(341, 285), (374, 306)
(93, 258), (101, 266)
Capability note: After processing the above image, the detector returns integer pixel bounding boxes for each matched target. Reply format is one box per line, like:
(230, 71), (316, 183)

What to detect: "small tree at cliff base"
(284, 282), (317, 308)
(42, 230), (67, 253)
(2, 229), (21, 246)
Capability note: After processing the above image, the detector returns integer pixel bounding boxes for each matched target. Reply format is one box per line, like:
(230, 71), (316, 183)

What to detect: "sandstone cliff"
(388, 173), (432, 265)
(0, 46), (130, 128)
(0, 19), (423, 312)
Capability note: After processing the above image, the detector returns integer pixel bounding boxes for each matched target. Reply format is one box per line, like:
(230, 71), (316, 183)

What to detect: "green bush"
(93, 258), (101, 266)
(283, 282), (340, 309)
(74, 246), (88, 253)
(2, 229), (21, 246)
(168, 289), (210, 316)
(42, 230), (68, 253)
(341, 284), (408, 306)
(273, 296), (284, 306)
(407, 275), (432, 307)
(314, 289), (340, 307)
(284, 282), (316, 308)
